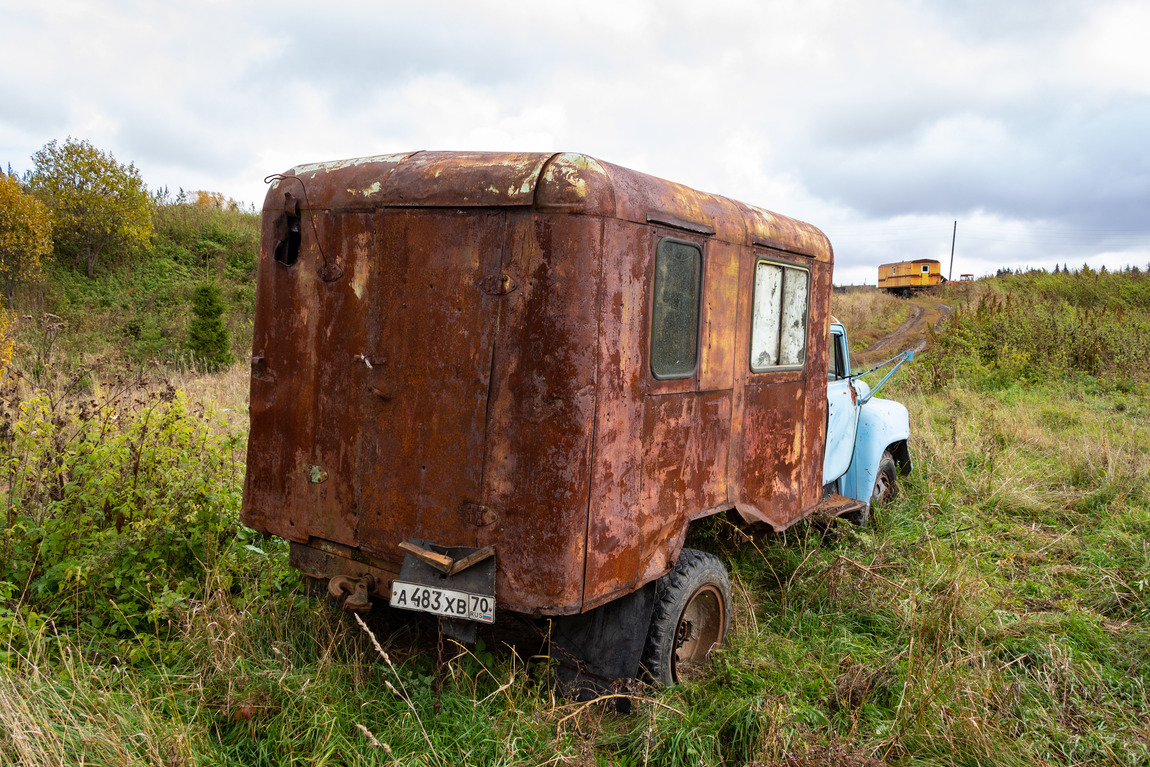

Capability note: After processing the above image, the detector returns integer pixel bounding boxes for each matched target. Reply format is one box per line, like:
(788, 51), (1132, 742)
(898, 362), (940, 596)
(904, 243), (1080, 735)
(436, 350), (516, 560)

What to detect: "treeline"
(1, 137), (259, 373)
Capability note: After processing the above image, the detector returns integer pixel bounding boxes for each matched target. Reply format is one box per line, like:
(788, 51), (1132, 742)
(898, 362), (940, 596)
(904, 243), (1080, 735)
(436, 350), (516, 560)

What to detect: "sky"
(2, 0), (1149, 285)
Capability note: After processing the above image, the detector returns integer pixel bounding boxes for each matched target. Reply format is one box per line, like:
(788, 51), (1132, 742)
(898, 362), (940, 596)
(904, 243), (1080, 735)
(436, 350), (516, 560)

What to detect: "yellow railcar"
(878, 259), (945, 295)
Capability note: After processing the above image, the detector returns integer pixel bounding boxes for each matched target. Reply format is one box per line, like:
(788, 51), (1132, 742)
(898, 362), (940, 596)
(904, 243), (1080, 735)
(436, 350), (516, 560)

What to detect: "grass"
(4, 272), (1150, 765)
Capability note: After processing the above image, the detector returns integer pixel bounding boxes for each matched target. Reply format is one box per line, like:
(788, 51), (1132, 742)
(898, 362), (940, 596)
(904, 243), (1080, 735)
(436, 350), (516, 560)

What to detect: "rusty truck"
(242, 151), (912, 686)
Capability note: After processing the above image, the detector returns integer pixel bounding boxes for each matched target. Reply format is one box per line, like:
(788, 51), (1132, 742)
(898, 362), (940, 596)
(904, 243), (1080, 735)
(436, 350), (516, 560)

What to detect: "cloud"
(1, 0), (1146, 275)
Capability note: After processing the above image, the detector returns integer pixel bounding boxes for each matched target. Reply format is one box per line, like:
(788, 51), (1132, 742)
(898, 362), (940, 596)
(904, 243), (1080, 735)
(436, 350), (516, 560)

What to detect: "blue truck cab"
(823, 319), (913, 523)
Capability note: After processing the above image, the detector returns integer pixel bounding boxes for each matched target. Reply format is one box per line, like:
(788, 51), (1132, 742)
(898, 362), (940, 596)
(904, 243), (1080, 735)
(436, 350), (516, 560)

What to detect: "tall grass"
(919, 269), (1150, 392)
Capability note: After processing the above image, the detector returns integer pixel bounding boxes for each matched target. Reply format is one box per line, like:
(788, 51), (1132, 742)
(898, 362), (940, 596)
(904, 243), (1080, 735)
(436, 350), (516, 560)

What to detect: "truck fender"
(841, 397), (912, 504)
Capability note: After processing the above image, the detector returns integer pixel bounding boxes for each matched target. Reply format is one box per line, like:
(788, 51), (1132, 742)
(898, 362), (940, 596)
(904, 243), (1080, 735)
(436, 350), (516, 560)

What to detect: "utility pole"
(948, 221), (957, 281)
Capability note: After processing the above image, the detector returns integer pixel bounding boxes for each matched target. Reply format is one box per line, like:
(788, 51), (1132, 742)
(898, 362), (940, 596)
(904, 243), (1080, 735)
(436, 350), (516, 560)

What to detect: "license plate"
(389, 581), (495, 624)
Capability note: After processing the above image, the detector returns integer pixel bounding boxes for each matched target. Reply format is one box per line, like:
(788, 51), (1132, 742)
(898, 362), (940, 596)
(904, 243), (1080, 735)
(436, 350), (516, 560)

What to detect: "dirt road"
(854, 299), (954, 367)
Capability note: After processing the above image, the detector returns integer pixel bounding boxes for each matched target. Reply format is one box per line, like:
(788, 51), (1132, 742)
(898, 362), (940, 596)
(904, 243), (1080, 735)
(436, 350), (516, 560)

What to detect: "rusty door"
(352, 209), (508, 561)
(734, 253), (813, 527)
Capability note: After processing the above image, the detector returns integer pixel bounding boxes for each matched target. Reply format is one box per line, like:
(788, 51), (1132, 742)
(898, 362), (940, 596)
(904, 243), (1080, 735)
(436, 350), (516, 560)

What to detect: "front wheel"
(848, 450), (898, 527)
(641, 549), (732, 685)
(872, 450), (898, 505)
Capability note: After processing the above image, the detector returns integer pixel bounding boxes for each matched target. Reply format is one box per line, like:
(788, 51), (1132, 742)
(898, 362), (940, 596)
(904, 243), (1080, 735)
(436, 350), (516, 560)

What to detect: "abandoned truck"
(241, 151), (912, 685)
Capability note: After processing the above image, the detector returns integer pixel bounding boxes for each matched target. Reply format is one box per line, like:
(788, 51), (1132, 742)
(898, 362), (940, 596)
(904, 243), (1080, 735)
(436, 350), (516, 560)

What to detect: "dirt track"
(854, 299), (954, 367)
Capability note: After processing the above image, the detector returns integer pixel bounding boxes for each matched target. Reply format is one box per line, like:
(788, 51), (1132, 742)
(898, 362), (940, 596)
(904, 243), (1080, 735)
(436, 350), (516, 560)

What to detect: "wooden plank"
(447, 545), (496, 576)
(398, 541), (454, 574)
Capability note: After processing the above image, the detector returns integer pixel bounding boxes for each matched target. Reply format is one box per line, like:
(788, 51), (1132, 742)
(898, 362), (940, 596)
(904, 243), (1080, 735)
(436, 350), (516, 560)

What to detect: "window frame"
(749, 258), (811, 374)
(648, 236), (705, 381)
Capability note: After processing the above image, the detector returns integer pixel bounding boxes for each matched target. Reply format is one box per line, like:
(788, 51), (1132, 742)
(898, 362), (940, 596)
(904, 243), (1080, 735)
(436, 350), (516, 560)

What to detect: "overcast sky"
(3, 0), (1148, 284)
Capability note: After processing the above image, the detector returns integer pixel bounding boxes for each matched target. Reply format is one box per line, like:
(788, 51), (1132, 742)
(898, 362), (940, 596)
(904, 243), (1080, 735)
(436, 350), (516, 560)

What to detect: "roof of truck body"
(265, 151), (832, 262)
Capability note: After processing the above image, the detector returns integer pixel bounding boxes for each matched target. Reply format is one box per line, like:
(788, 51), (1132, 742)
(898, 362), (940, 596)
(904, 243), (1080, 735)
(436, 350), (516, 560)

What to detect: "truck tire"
(849, 450), (898, 528)
(641, 549), (732, 685)
(872, 450), (898, 505)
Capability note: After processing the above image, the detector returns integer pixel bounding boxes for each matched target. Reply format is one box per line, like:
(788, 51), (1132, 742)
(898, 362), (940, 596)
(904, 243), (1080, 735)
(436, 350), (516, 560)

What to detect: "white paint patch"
(350, 181), (382, 198)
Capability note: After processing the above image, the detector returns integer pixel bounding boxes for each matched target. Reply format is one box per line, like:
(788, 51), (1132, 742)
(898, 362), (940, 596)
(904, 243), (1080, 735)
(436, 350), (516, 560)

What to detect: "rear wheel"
(641, 549), (732, 685)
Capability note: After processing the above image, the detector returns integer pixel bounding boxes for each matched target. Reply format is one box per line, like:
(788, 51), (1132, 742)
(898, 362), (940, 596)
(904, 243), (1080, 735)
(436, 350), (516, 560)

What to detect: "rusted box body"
(242, 151), (834, 617)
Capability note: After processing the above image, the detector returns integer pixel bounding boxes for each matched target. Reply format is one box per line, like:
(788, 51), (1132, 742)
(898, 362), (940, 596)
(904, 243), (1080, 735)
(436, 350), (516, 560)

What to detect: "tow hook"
(328, 574), (376, 613)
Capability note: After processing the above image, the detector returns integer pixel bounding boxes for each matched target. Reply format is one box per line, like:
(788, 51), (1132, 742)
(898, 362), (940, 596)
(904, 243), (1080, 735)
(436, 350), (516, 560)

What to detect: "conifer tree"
(187, 284), (232, 371)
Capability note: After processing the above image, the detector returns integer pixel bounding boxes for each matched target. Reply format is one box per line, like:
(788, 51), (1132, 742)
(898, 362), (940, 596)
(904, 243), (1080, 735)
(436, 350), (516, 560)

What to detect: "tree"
(30, 137), (152, 278)
(187, 284), (232, 370)
(0, 171), (52, 305)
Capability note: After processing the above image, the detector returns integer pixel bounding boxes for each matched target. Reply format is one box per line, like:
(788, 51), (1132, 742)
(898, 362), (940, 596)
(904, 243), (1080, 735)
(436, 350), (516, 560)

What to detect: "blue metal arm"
(855, 349), (915, 405)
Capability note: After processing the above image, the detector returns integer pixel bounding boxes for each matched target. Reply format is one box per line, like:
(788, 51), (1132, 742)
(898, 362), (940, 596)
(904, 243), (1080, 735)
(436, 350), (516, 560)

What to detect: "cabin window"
(921, 264), (930, 273)
(650, 239), (703, 379)
(829, 332), (842, 380)
(750, 261), (809, 371)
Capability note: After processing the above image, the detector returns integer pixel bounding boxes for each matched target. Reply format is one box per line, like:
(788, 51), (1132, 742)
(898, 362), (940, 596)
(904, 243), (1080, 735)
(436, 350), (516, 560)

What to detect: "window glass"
(750, 264), (782, 368)
(828, 333), (841, 379)
(650, 239), (702, 379)
(751, 261), (809, 371)
(780, 272), (808, 365)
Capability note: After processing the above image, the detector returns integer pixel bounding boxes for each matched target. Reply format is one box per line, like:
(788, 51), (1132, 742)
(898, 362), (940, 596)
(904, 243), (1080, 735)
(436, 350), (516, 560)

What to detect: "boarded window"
(750, 261), (809, 371)
(651, 239), (703, 379)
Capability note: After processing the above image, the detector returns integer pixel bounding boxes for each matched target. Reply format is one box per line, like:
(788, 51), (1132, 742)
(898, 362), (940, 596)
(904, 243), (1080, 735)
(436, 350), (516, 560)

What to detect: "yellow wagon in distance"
(878, 259), (946, 296)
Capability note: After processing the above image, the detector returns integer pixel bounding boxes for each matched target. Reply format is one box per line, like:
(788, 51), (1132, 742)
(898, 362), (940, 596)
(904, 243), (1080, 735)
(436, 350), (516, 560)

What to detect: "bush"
(914, 272), (1150, 392)
(0, 369), (273, 651)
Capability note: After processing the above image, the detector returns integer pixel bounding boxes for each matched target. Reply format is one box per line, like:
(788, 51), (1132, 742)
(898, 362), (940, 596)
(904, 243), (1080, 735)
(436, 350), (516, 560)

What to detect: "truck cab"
(824, 320), (912, 523)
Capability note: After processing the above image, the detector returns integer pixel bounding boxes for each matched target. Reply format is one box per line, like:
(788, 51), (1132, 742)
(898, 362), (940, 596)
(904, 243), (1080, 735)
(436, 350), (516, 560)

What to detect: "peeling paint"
(292, 153), (411, 176)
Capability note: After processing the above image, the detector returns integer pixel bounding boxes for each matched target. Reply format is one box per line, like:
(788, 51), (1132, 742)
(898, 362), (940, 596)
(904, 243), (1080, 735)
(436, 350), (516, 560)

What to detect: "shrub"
(0, 369), (272, 651)
(913, 273), (1150, 392)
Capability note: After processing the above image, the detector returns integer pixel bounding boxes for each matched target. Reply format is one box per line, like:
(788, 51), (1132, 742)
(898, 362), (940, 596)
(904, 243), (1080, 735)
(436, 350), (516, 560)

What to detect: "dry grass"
(830, 288), (913, 352)
(169, 361), (250, 433)
(0, 638), (198, 766)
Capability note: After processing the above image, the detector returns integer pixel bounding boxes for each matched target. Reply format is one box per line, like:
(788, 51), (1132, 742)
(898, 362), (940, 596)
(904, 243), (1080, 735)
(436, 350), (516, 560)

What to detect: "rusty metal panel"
(385, 152), (551, 207)
(535, 153), (616, 215)
(243, 213), (324, 543)
(636, 391), (733, 584)
(582, 219), (648, 609)
(741, 205), (834, 263)
(737, 379), (806, 528)
(801, 260), (833, 507)
(282, 152), (552, 212)
(597, 161), (745, 243)
(306, 211), (375, 547)
(699, 242), (740, 392)
(476, 213), (600, 614)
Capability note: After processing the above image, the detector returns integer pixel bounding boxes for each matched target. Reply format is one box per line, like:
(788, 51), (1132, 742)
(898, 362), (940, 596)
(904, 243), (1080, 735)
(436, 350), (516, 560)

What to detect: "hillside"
(6, 201), (259, 373)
